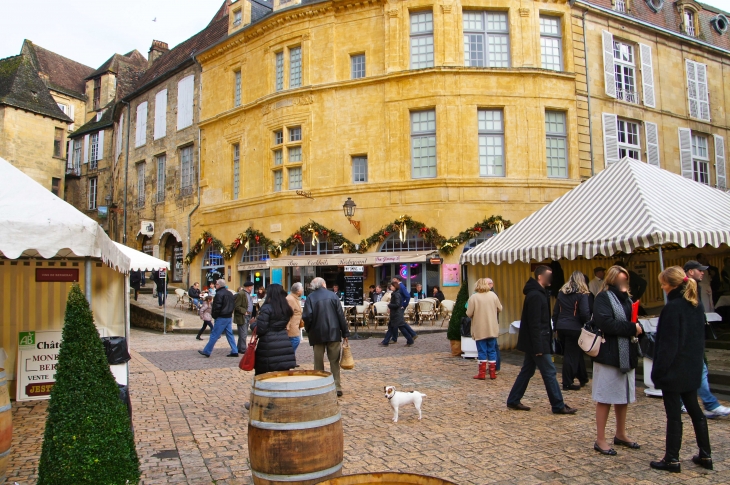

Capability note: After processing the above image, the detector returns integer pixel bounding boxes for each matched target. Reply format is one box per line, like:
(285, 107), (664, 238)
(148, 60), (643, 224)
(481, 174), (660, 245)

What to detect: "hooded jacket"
(252, 304), (296, 375)
(516, 278), (552, 355)
(303, 287), (349, 345)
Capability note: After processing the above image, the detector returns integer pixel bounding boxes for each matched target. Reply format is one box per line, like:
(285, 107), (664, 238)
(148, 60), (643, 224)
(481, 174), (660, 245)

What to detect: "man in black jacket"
(303, 277), (349, 396)
(507, 266), (577, 414)
(199, 279), (239, 357)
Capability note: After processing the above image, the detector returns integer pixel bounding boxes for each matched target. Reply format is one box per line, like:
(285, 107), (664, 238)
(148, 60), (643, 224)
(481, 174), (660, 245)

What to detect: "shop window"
(462, 234), (497, 252)
(241, 243), (271, 263)
(291, 233), (344, 255)
(378, 232), (438, 252)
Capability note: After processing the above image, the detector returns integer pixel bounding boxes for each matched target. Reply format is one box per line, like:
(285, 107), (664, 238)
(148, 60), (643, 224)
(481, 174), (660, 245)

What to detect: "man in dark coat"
(198, 279), (238, 357)
(506, 265), (577, 414)
(130, 270), (142, 301)
(233, 283), (253, 355)
(303, 277), (349, 396)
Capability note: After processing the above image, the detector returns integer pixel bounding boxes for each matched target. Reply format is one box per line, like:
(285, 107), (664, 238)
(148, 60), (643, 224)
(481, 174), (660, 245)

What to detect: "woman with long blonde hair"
(552, 271), (591, 390)
(592, 265), (643, 456)
(466, 278), (503, 379)
(649, 267), (712, 473)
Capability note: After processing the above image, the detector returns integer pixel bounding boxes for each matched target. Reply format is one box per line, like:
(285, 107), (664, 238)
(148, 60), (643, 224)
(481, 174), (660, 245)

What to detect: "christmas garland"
(356, 215), (446, 254)
(228, 228), (276, 258)
(440, 215), (513, 255)
(184, 231), (231, 265)
(273, 221), (356, 257)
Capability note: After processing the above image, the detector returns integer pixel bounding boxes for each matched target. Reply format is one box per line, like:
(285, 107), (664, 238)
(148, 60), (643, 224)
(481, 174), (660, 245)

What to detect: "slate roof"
(70, 102), (115, 138)
(86, 50), (148, 81)
(0, 53), (72, 122)
(25, 41), (95, 99)
(251, 0), (274, 22)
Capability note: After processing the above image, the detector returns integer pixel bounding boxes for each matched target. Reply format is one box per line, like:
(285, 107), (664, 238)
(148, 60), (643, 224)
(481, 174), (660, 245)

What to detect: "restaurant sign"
(272, 253), (427, 267)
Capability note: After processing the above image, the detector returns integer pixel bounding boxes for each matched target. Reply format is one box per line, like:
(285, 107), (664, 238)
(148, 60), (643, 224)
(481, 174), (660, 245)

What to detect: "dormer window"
(684, 9), (696, 36)
(93, 77), (101, 110)
(711, 14), (729, 34)
(645, 0), (663, 12)
(233, 9), (242, 26)
(614, 0), (626, 13)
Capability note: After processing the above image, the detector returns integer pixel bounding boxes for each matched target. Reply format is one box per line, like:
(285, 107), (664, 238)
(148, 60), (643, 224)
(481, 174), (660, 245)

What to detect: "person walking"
(198, 279), (238, 357)
(196, 294), (214, 340)
(506, 266), (577, 414)
(379, 282), (414, 347)
(152, 270), (167, 308)
(589, 267), (606, 297)
(592, 265), (643, 455)
(234, 285), (252, 355)
(251, 284), (297, 375)
(130, 270), (142, 301)
(286, 282), (304, 355)
(188, 282), (201, 309)
(553, 271), (591, 390)
(650, 266), (713, 472)
(392, 277), (418, 340)
(685, 260), (713, 312)
(467, 278), (502, 380)
(303, 277), (349, 397)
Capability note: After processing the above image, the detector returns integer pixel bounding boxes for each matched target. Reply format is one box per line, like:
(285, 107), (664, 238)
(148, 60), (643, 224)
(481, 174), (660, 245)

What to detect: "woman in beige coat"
(286, 282), (304, 359)
(466, 278), (503, 380)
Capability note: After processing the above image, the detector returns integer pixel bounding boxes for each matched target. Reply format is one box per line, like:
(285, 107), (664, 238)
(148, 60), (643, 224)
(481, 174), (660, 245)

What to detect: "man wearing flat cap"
(589, 267), (606, 296)
(685, 260), (713, 312)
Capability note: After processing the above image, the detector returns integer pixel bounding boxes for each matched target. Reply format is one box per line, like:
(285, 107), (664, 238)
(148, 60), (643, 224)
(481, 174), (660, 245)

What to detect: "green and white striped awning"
(460, 158), (730, 265)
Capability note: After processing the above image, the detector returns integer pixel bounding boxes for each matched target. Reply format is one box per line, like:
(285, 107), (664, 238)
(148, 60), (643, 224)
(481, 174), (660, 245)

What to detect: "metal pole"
(658, 245), (668, 304)
(124, 273), (130, 386)
(163, 272), (167, 335)
(84, 257), (92, 305)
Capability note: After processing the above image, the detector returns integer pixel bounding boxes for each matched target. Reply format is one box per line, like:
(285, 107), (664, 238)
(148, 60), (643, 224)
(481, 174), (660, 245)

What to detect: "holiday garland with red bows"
(228, 228), (276, 257)
(356, 215), (446, 254)
(440, 216), (512, 255)
(272, 221), (356, 257)
(184, 231), (230, 265)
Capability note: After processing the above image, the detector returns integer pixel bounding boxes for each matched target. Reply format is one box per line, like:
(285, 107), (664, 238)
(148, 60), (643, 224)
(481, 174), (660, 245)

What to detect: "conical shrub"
(38, 284), (140, 485)
(447, 281), (469, 341)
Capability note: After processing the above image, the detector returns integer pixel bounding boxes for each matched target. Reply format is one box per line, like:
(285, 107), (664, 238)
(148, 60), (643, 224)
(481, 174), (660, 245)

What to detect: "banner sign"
(35, 268), (79, 282)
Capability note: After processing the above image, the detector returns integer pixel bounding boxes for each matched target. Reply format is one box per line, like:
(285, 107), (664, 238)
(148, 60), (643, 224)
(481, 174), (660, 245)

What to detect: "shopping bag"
(340, 341), (355, 370)
(239, 328), (258, 371)
(631, 300), (640, 323)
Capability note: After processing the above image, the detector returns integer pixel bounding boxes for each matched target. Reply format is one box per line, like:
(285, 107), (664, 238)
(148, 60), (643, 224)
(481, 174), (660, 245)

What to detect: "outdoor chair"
(417, 299), (437, 326)
(372, 301), (389, 328)
(404, 302), (417, 324)
(353, 302), (371, 329)
(439, 299), (455, 327)
(174, 289), (187, 310)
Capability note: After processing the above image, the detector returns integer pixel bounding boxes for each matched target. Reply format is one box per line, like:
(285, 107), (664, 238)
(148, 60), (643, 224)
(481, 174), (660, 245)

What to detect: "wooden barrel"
(317, 473), (458, 485)
(248, 370), (343, 485)
(0, 370), (12, 484)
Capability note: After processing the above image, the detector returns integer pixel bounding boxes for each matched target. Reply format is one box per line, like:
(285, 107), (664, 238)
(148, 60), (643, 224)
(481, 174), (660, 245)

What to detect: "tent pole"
(84, 257), (92, 305)
(124, 273), (130, 386)
(658, 245), (667, 304)
(163, 272), (167, 335)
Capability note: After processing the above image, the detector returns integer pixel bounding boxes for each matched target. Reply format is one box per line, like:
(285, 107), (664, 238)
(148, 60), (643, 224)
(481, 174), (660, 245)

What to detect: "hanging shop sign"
(35, 268), (79, 282)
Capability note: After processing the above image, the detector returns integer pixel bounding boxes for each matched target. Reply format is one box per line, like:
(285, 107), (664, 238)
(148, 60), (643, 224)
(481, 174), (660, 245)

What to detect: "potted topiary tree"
(38, 284), (140, 485)
(447, 282), (469, 356)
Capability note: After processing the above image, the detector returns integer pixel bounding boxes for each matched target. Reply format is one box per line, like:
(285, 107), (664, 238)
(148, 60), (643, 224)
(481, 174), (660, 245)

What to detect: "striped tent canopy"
(461, 158), (730, 265)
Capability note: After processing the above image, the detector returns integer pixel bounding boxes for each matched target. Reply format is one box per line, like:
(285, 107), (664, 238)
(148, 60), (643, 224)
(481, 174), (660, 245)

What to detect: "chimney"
(148, 40), (169, 67)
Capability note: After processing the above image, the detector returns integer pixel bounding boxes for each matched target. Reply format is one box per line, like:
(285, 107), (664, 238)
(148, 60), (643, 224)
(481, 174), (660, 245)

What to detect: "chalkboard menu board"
(344, 275), (363, 306)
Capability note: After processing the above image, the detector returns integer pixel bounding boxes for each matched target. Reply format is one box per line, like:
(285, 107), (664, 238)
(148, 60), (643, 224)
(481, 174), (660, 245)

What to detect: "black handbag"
(460, 316), (472, 337)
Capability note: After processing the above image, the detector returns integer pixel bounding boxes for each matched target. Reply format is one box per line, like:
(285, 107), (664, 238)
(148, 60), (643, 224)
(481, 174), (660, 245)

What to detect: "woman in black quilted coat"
(250, 284), (296, 375)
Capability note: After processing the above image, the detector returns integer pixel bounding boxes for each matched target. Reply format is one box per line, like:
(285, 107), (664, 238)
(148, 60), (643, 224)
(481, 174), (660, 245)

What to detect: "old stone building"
(114, 3), (229, 284)
(0, 40), (92, 198)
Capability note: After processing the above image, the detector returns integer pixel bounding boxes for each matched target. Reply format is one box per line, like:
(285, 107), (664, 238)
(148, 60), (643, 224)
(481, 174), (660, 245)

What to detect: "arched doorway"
(376, 233), (438, 294)
(288, 233), (345, 294)
(163, 236), (184, 283)
(239, 242), (270, 291)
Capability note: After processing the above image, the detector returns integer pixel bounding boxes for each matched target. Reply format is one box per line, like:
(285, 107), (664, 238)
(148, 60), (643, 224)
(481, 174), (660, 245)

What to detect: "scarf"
(606, 290), (632, 374)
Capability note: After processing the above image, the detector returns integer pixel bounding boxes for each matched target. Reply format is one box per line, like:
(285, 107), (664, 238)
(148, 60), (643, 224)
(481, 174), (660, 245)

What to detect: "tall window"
(478, 109), (504, 177)
(156, 155), (166, 203)
(463, 11), (510, 67)
(72, 139), (82, 174)
(275, 52), (284, 91)
(353, 156), (368, 183)
(89, 132), (99, 171)
(54, 127), (63, 157)
(234, 71), (242, 107)
(180, 146), (194, 195)
(685, 10), (696, 36)
(137, 163), (145, 207)
(233, 144), (240, 200)
(88, 177), (97, 210)
(93, 77), (101, 111)
(692, 133), (709, 184)
(540, 16), (562, 71)
(410, 11), (434, 69)
(351, 54), (366, 79)
(411, 110), (436, 179)
(290, 47), (302, 88)
(545, 111), (568, 178)
(613, 41), (637, 103)
(614, 0), (626, 13)
(617, 119), (640, 160)
(288, 167), (302, 189)
(51, 177), (60, 196)
(273, 170), (283, 192)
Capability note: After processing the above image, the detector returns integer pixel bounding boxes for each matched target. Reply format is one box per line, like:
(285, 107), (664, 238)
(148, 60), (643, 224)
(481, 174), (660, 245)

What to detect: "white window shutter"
(83, 134), (90, 164)
(714, 134), (726, 190)
(66, 139), (73, 167)
(678, 128), (694, 180)
(644, 121), (660, 167)
(135, 102), (147, 147)
(154, 89), (167, 140)
(696, 62), (710, 121)
(177, 75), (194, 130)
(639, 44), (655, 108)
(116, 113), (124, 159)
(686, 60), (699, 119)
(97, 130), (104, 160)
(602, 31), (617, 99)
(602, 113), (619, 165)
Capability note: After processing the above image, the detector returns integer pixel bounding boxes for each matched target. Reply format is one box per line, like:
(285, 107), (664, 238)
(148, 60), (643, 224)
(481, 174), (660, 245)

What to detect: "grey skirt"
(592, 362), (636, 405)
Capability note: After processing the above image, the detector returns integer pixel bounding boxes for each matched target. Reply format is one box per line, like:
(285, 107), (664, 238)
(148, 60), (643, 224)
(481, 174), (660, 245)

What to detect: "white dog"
(384, 386), (426, 423)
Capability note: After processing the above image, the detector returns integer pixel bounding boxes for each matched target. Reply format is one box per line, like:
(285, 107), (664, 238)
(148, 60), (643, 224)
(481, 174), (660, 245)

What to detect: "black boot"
(690, 412), (712, 469)
(650, 458), (681, 473)
(691, 450), (713, 470)
(652, 419), (683, 472)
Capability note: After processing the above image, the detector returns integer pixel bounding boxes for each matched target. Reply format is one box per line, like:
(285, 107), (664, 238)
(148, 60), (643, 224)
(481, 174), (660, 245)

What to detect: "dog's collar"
(387, 394), (394, 400)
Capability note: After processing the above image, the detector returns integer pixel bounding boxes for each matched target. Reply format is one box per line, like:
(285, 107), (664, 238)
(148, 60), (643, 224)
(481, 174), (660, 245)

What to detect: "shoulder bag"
(578, 322), (604, 357)
(239, 328), (258, 371)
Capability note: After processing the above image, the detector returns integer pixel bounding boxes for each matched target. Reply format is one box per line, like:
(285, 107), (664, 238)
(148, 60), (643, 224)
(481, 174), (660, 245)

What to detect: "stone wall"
(130, 301), (179, 332)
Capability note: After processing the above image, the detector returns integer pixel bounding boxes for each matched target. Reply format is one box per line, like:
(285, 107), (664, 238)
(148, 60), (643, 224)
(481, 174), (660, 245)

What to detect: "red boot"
(488, 361), (497, 380)
(473, 361), (486, 380)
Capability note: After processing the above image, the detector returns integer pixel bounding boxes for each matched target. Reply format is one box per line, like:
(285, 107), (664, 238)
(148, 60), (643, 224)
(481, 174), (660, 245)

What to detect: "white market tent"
(461, 158), (730, 266)
(0, 156), (168, 390)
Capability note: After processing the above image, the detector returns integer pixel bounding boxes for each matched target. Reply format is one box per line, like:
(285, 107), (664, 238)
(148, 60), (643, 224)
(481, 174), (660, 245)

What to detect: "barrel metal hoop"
(250, 412), (341, 431)
(0, 404), (11, 413)
(255, 376), (334, 391)
(0, 448), (11, 458)
(252, 383), (336, 398)
(251, 461), (342, 482)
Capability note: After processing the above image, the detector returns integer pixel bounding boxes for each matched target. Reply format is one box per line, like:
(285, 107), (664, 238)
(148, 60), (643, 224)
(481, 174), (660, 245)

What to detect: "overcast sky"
(2, 0), (730, 69)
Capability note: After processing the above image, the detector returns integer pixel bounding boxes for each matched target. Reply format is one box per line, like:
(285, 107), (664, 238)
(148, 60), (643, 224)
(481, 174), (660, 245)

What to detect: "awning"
(113, 242), (169, 272)
(269, 251), (433, 267)
(461, 158), (730, 265)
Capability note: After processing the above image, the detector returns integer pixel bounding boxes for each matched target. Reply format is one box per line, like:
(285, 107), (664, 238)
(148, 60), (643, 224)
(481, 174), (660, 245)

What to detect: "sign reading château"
(16, 330), (62, 402)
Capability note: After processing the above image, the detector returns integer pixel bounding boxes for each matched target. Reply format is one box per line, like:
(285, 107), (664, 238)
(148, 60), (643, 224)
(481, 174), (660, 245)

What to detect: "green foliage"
(447, 281), (469, 341)
(38, 284), (140, 485)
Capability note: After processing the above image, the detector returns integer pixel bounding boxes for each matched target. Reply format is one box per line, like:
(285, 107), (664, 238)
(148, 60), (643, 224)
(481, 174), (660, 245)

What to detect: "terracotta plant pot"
(449, 340), (461, 357)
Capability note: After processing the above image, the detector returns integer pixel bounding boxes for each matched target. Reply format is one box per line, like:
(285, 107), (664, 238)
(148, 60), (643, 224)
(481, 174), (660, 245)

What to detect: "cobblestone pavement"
(7, 329), (730, 484)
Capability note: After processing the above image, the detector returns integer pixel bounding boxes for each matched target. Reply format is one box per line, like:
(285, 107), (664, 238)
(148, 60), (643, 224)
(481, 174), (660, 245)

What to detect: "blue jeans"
(698, 362), (721, 412)
(476, 338), (498, 361)
(400, 324), (417, 339)
(381, 326), (413, 345)
(496, 343), (501, 371)
(290, 336), (301, 353)
(192, 298), (200, 308)
(157, 289), (166, 306)
(202, 317), (237, 355)
(507, 353), (565, 413)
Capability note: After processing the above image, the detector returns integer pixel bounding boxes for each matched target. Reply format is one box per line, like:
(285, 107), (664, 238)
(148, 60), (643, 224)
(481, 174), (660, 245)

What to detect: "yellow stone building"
(192, 0), (586, 297)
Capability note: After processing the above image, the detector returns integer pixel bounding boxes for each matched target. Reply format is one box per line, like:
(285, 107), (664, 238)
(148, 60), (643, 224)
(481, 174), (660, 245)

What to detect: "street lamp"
(342, 197), (361, 234)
